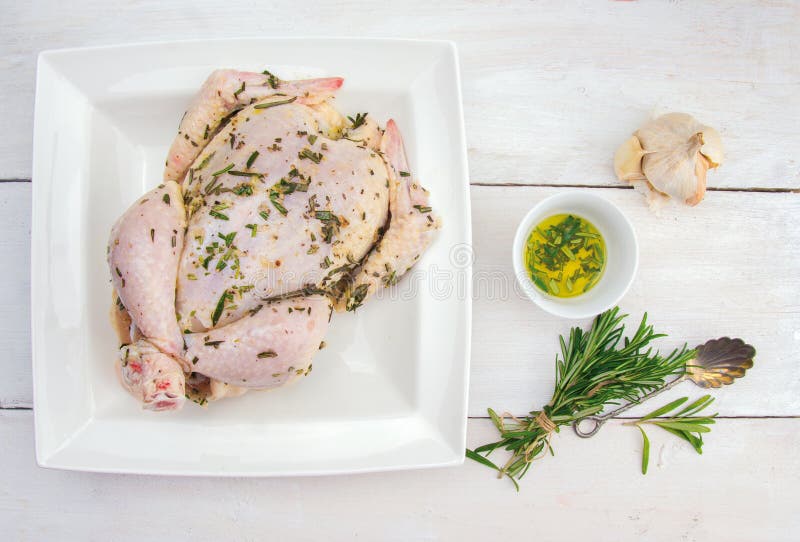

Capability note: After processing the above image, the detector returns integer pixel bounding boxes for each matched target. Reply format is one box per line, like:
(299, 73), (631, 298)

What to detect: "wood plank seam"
(5, 178), (799, 192)
(468, 414), (800, 420)
(470, 182), (800, 193)
(2, 404), (797, 420)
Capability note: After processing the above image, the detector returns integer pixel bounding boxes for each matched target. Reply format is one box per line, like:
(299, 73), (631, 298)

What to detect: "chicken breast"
(175, 99), (390, 331)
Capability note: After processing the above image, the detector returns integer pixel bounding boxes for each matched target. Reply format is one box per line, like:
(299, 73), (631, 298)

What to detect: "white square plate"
(31, 38), (472, 475)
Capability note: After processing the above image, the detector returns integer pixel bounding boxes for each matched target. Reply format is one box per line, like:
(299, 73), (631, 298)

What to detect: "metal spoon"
(572, 337), (755, 438)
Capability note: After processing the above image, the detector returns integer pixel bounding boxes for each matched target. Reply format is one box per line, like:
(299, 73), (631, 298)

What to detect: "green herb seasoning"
(524, 213), (606, 298)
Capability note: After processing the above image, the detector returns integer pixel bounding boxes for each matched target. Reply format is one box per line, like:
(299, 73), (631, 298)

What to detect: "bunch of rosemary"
(467, 307), (696, 489)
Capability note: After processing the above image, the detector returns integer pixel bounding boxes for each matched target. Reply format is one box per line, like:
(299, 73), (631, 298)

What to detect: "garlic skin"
(614, 113), (724, 206)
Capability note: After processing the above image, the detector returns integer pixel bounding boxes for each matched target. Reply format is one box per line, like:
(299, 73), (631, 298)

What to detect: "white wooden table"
(2, 1), (799, 540)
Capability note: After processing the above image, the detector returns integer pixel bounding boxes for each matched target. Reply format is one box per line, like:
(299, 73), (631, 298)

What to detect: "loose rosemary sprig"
(628, 395), (716, 474)
(467, 307), (695, 489)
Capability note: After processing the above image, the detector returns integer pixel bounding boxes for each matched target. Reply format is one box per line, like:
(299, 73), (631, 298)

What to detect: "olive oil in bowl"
(524, 213), (606, 297)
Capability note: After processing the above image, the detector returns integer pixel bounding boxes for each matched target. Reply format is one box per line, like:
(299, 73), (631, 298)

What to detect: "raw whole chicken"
(107, 69), (441, 411)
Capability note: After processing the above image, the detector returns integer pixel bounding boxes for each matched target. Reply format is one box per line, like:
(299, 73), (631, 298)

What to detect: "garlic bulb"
(614, 113), (724, 206)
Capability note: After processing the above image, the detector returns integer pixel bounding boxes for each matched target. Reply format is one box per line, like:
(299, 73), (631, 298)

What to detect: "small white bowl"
(512, 192), (638, 319)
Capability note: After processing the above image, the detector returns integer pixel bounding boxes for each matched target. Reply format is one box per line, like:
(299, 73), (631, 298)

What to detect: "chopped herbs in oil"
(524, 213), (606, 298)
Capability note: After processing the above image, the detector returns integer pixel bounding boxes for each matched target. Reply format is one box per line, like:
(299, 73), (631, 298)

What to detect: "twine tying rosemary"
(492, 409), (559, 479)
(534, 410), (556, 433)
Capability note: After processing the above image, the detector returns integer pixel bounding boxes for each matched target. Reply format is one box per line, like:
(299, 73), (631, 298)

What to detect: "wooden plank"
(3, 1), (799, 188)
(4, 183), (798, 415)
(1, 410), (798, 541)
(0, 182), (31, 408)
(469, 185), (800, 417)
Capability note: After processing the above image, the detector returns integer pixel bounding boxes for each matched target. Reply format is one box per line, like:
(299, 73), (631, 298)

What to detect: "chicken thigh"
(107, 69), (440, 411)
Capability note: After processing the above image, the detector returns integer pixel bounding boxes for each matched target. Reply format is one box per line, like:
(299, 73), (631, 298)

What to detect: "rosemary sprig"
(627, 395), (716, 474)
(468, 308), (695, 489)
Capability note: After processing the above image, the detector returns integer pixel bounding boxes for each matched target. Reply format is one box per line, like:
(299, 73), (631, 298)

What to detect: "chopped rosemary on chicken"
(212, 163), (234, 177)
(270, 197), (288, 215)
(211, 290), (234, 326)
(196, 151), (215, 170)
(348, 112), (368, 129)
(233, 81), (245, 99)
(254, 96), (297, 109)
(298, 148), (323, 164)
(246, 150), (259, 168)
(261, 69), (280, 89)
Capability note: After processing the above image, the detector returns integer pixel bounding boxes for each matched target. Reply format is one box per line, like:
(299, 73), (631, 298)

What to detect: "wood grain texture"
(3, 0), (799, 188)
(3, 183), (798, 415)
(0, 183), (31, 408)
(1, 410), (798, 541)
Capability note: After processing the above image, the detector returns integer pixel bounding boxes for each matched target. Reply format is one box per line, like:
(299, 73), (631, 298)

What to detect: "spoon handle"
(572, 376), (686, 438)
